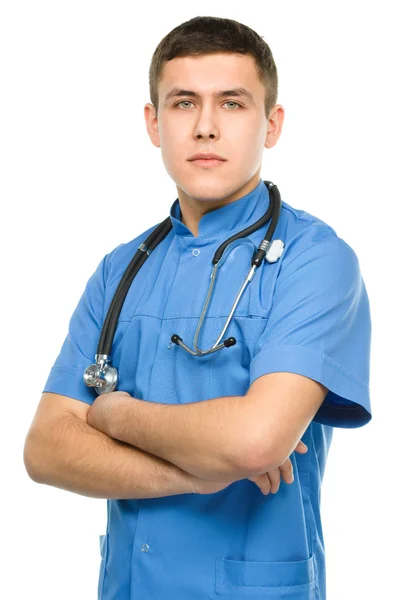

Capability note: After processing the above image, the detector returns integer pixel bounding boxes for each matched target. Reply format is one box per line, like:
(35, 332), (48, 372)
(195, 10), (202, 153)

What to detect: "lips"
(189, 153), (226, 161)
(190, 157), (226, 168)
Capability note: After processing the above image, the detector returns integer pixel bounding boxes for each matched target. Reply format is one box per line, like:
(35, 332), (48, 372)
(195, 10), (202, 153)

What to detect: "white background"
(1, 1), (404, 598)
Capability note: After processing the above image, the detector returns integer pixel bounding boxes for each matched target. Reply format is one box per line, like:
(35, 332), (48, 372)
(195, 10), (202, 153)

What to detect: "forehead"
(159, 53), (263, 99)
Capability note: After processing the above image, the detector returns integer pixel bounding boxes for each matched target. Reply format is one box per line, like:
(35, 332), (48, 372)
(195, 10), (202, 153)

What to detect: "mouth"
(189, 158), (226, 168)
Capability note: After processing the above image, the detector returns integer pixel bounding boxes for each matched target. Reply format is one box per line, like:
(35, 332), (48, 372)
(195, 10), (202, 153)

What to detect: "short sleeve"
(42, 253), (110, 405)
(249, 227), (372, 428)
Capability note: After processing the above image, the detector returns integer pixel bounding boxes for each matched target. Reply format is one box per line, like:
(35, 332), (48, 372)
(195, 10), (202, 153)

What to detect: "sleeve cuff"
(249, 345), (372, 429)
(42, 365), (96, 406)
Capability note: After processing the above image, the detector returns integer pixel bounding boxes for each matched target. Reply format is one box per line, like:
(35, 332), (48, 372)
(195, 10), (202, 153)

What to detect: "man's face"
(145, 52), (283, 204)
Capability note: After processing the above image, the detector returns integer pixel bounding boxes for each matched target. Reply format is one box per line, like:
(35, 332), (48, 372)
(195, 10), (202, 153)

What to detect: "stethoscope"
(83, 180), (284, 394)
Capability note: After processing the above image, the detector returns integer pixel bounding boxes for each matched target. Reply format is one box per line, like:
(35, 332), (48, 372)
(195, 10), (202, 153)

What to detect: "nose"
(193, 105), (219, 140)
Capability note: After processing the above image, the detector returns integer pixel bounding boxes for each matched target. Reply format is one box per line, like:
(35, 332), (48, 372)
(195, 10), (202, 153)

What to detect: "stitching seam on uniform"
(321, 351), (369, 390)
(249, 346), (370, 391)
(280, 231), (337, 271)
(282, 202), (337, 237)
(53, 364), (92, 372)
(308, 427), (317, 587)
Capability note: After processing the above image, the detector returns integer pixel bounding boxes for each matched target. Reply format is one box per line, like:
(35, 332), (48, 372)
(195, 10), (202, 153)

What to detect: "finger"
(278, 459), (294, 484)
(258, 473), (271, 495)
(248, 474), (270, 495)
(294, 440), (308, 453)
(267, 468), (281, 494)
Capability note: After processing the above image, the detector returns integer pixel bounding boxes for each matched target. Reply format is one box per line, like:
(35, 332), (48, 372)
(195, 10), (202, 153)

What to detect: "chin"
(176, 173), (237, 202)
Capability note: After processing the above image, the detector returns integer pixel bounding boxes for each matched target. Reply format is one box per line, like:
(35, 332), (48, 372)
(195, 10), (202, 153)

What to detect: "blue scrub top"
(43, 178), (372, 600)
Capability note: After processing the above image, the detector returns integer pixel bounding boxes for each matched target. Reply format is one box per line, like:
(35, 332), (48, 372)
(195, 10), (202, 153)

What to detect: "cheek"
(245, 127), (267, 164)
(160, 113), (187, 139)
(160, 124), (186, 159)
(228, 131), (262, 166)
(162, 144), (184, 170)
(228, 116), (264, 148)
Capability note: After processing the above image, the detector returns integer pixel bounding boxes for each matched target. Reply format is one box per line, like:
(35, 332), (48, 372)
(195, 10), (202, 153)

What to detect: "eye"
(223, 101), (241, 109)
(176, 100), (193, 109)
(174, 100), (242, 110)
(174, 100), (190, 106)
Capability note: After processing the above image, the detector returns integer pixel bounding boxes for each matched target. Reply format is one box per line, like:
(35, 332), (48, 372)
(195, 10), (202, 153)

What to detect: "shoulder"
(278, 199), (359, 273)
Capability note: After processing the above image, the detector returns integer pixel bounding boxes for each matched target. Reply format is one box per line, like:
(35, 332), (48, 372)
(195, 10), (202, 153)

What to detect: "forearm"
(110, 395), (259, 481)
(24, 413), (196, 500)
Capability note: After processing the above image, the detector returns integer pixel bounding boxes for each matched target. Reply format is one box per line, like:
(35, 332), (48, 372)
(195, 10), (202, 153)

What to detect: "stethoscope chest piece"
(83, 354), (118, 394)
(265, 239), (285, 263)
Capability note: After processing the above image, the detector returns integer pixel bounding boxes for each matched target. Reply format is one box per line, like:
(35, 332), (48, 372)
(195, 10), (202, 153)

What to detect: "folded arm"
(92, 373), (328, 482)
(103, 393), (261, 481)
(24, 392), (199, 499)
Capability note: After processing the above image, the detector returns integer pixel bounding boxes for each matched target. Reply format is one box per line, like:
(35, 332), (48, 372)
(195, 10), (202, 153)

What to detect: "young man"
(24, 16), (372, 600)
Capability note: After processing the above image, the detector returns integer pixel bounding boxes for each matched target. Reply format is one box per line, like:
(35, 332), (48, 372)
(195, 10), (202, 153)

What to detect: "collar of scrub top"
(169, 178), (269, 239)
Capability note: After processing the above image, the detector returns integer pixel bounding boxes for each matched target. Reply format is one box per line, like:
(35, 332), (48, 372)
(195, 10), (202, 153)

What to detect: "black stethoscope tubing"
(97, 180), (281, 358)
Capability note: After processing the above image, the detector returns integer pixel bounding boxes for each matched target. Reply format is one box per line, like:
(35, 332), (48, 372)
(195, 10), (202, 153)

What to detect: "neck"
(177, 172), (261, 238)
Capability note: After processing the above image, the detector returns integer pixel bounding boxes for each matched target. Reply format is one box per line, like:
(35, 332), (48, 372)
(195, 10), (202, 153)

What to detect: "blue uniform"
(43, 178), (372, 599)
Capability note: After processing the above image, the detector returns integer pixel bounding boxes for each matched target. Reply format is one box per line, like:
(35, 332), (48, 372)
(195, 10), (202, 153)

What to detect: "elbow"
(231, 431), (278, 477)
(23, 434), (46, 483)
(234, 432), (281, 476)
(195, 442), (265, 482)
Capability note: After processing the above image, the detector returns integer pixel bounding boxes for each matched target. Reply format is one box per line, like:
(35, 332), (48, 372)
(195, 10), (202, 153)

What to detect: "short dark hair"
(148, 16), (278, 118)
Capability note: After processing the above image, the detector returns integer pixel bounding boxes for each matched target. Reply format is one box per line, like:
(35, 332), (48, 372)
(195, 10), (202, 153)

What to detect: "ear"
(144, 103), (161, 149)
(264, 104), (285, 150)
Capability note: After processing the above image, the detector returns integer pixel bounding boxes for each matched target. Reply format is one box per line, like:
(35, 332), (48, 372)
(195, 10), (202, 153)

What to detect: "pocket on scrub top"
(98, 534), (109, 600)
(215, 553), (317, 598)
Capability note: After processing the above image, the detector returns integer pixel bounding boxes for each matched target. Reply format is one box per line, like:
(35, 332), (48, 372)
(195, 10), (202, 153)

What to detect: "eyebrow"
(164, 87), (254, 104)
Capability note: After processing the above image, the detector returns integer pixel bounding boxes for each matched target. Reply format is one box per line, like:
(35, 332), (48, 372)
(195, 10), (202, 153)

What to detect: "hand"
(247, 440), (308, 495)
(86, 390), (132, 436)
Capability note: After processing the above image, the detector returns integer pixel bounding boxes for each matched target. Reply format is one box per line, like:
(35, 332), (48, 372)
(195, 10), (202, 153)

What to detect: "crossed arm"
(86, 372), (328, 481)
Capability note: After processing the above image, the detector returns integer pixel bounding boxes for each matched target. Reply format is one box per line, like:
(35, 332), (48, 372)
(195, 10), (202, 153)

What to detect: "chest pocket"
(211, 238), (282, 318)
(210, 237), (282, 352)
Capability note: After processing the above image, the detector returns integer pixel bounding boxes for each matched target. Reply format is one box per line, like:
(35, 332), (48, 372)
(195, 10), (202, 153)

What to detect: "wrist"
(184, 471), (199, 494)
(109, 394), (137, 442)
(152, 457), (199, 496)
